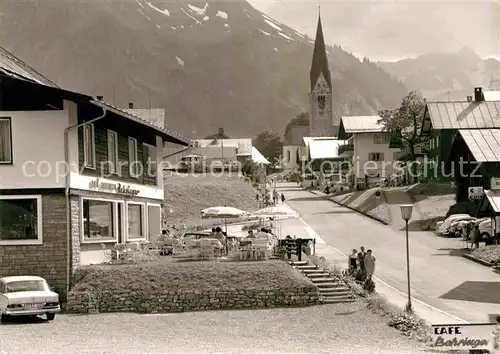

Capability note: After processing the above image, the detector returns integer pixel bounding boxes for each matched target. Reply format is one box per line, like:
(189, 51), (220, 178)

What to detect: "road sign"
(375, 190), (381, 199)
(431, 323), (497, 351)
(468, 186), (484, 200)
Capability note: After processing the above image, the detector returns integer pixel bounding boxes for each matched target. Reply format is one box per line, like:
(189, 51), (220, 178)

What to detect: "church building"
(282, 12), (339, 171)
(309, 12), (336, 137)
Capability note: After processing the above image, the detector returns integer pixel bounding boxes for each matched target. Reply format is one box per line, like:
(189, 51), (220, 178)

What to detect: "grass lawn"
(471, 245), (500, 264)
(71, 260), (314, 294)
(163, 173), (260, 228)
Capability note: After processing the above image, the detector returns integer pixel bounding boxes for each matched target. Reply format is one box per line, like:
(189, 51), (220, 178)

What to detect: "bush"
(367, 295), (431, 343)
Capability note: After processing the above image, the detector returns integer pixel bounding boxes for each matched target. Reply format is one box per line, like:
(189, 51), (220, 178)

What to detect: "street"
(279, 183), (500, 324)
(0, 303), (426, 353)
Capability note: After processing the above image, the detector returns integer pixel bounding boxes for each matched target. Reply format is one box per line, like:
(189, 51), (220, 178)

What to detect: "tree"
(253, 130), (284, 166)
(284, 112), (309, 136)
(377, 91), (428, 160)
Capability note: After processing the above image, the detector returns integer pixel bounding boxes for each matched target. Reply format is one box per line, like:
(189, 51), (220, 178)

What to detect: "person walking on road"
(471, 224), (481, 249)
(364, 250), (376, 280)
(281, 193), (285, 204)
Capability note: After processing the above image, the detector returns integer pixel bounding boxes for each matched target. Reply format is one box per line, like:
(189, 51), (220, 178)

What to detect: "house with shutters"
(0, 47), (190, 300)
(338, 115), (401, 188)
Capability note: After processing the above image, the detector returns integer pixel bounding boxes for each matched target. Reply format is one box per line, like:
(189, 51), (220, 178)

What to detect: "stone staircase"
(289, 260), (355, 304)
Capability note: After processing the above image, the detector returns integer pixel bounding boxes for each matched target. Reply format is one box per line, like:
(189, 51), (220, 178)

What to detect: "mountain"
(0, 0), (407, 138)
(377, 47), (500, 101)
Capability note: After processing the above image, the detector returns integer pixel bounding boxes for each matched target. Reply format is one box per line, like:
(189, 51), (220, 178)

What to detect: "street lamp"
(400, 204), (413, 313)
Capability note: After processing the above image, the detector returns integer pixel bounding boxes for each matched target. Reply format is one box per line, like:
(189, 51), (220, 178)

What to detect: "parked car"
(436, 214), (472, 236)
(0, 276), (60, 321)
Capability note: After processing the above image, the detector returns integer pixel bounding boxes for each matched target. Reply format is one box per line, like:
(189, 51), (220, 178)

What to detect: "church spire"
(309, 11), (332, 91)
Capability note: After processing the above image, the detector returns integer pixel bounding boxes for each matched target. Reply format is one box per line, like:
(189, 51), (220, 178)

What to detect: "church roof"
(310, 13), (332, 91)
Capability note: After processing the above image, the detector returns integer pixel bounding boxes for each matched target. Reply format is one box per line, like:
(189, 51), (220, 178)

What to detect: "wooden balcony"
(338, 144), (354, 156)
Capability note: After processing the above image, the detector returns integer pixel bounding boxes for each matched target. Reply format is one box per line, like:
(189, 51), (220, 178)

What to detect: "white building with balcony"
(338, 115), (401, 188)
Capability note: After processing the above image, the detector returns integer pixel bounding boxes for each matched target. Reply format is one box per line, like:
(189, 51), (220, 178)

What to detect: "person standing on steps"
(364, 249), (376, 280)
(348, 249), (358, 272)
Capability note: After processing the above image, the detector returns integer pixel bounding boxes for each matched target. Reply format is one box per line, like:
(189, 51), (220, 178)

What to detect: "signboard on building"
(431, 323), (497, 351)
(491, 177), (500, 191)
(468, 186), (484, 200)
(89, 179), (140, 196)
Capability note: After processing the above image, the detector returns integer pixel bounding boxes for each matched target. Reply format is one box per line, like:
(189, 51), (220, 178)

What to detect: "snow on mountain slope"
(0, 0), (407, 137)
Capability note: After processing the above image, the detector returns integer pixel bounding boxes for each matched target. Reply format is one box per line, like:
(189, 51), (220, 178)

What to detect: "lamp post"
(400, 204), (414, 313)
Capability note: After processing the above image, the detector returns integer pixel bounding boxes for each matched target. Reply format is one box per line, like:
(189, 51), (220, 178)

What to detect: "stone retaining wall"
(66, 287), (320, 313)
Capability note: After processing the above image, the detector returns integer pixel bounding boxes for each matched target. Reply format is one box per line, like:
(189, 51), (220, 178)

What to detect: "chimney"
(219, 128), (224, 135)
(467, 96), (473, 102)
(128, 102), (134, 109)
(474, 87), (484, 102)
(96, 96), (103, 101)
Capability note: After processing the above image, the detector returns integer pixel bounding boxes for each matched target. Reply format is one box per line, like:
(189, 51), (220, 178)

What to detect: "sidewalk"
(280, 196), (471, 325)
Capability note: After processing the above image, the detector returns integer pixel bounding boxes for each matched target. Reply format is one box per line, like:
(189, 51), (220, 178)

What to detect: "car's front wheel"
(46, 313), (55, 321)
(1, 313), (9, 322)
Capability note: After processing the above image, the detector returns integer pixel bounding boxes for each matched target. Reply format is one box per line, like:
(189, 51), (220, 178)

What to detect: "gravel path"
(0, 302), (429, 353)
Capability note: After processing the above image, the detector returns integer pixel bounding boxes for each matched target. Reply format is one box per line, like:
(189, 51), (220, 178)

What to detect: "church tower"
(309, 11), (334, 137)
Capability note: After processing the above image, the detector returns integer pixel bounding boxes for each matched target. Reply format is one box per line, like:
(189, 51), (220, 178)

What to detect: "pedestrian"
(471, 224), (481, 249)
(360, 246), (366, 258)
(285, 235), (293, 259)
(364, 249), (376, 280)
(357, 251), (364, 274)
(348, 249), (358, 272)
(281, 193), (285, 204)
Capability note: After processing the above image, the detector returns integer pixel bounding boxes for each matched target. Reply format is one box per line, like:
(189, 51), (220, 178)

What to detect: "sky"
(249, 0), (500, 62)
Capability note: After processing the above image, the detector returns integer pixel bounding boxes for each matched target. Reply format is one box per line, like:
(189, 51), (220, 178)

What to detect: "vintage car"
(0, 276), (60, 321)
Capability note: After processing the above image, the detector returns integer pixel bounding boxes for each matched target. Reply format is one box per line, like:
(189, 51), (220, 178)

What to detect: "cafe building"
(0, 48), (191, 299)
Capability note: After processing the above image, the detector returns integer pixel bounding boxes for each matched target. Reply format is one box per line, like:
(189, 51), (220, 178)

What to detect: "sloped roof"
(308, 139), (345, 159)
(123, 108), (165, 129)
(92, 100), (191, 146)
(302, 136), (337, 147)
(483, 91), (500, 101)
(458, 129), (500, 162)
(0, 46), (58, 87)
(309, 14), (331, 91)
(251, 147), (270, 164)
(424, 101), (500, 130)
(340, 116), (383, 133)
(484, 190), (500, 213)
(194, 138), (252, 155)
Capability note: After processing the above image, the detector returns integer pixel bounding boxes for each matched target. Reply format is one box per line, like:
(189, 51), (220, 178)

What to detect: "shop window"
(128, 137), (139, 178)
(82, 199), (116, 243)
(0, 118), (12, 164)
(0, 196), (42, 245)
(128, 203), (144, 240)
(143, 143), (157, 177)
(147, 204), (161, 240)
(107, 130), (118, 173)
(83, 123), (95, 169)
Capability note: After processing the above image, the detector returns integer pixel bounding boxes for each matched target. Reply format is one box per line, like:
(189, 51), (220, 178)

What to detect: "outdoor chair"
(100, 243), (112, 262)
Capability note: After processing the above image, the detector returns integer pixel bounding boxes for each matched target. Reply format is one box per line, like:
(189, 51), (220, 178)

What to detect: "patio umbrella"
(201, 206), (249, 253)
(201, 206), (249, 219)
(252, 206), (299, 238)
